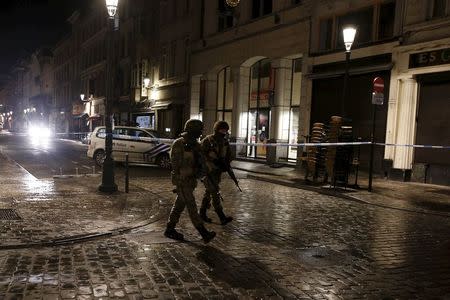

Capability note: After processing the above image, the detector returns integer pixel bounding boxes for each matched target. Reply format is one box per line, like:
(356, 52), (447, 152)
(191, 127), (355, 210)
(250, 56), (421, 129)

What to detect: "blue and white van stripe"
(144, 143), (171, 158)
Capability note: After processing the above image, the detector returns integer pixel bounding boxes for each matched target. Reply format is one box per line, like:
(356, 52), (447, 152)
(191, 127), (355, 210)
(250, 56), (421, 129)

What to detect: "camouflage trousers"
(201, 170), (223, 212)
(167, 183), (203, 229)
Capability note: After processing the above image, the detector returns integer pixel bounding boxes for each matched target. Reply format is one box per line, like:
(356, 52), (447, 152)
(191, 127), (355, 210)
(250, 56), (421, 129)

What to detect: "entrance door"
(246, 109), (270, 158)
(415, 79), (450, 185)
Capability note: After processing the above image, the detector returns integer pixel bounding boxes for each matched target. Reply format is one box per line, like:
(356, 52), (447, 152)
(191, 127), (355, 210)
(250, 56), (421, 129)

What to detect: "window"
(319, 18), (333, 51)
(379, 1), (395, 40)
(216, 67), (233, 129)
(336, 7), (373, 49)
(199, 79), (206, 112)
(159, 47), (167, 80)
(218, 0), (234, 32)
(317, 3), (394, 53)
(431, 0), (447, 18)
(252, 0), (272, 19)
(168, 41), (176, 77)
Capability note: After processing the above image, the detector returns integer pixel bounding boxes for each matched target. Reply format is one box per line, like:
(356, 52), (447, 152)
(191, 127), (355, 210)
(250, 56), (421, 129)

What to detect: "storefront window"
(247, 59), (273, 158)
(216, 67), (233, 129)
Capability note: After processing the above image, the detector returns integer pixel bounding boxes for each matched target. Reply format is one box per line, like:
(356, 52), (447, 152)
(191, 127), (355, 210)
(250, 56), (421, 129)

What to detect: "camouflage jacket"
(200, 134), (232, 173)
(170, 135), (203, 186)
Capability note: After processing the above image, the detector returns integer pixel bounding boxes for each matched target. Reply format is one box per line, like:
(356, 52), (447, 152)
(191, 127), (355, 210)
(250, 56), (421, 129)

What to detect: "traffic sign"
(372, 92), (384, 105)
(373, 77), (384, 93)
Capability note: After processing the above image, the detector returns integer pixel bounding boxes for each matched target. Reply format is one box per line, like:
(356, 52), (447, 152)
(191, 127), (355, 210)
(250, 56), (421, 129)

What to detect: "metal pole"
(341, 51), (351, 117)
(368, 104), (377, 192)
(125, 153), (129, 193)
(99, 17), (118, 193)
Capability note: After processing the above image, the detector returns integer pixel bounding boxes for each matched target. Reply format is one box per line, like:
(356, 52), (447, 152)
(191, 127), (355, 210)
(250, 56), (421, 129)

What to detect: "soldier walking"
(164, 119), (216, 243)
(199, 121), (234, 225)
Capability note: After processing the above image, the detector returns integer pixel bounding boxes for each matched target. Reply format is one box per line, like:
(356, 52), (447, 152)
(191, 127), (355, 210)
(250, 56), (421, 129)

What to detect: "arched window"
(216, 66), (233, 130)
(247, 58), (273, 158)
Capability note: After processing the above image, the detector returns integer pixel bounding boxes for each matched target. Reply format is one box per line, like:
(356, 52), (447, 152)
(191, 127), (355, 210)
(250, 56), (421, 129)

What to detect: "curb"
(0, 197), (172, 250)
(246, 174), (450, 218)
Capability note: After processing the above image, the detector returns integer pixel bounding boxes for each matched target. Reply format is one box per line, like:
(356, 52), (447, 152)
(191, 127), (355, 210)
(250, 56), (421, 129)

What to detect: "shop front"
(310, 54), (392, 173)
(404, 47), (450, 185)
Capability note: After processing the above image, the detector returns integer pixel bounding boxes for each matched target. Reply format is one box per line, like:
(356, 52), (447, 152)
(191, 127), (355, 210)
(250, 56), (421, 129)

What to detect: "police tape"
(228, 141), (372, 147)
(53, 133), (450, 149)
(375, 143), (450, 149)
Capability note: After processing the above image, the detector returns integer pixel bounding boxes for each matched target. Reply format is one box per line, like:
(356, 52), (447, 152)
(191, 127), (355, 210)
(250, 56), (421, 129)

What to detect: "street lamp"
(99, 0), (119, 193)
(341, 25), (357, 117)
(226, 0), (240, 7)
(80, 94), (85, 101)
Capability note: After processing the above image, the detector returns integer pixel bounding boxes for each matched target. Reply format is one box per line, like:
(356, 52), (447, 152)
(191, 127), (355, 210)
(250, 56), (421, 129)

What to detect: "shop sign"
(409, 48), (450, 68)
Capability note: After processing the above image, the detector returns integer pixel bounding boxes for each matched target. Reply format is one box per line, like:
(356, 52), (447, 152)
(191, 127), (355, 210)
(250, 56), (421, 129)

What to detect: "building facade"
(190, 0), (311, 163)
(385, 0), (450, 185)
(1, 0), (449, 185)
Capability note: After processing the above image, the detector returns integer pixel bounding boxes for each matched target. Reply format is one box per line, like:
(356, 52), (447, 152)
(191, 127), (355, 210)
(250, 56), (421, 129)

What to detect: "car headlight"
(28, 126), (52, 138)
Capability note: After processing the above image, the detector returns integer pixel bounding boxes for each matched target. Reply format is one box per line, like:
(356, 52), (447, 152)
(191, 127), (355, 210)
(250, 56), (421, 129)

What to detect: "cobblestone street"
(1, 175), (450, 299)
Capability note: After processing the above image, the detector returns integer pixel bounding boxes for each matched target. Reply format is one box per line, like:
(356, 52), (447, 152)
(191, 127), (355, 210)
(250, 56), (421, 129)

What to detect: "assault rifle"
(215, 158), (243, 192)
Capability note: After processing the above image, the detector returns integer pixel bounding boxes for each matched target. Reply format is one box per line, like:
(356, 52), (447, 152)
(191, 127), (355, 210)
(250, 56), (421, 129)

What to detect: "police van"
(87, 126), (173, 169)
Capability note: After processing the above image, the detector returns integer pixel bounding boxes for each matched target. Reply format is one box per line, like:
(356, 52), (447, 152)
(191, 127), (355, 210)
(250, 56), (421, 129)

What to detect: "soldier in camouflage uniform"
(164, 119), (216, 243)
(199, 121), (234, 225)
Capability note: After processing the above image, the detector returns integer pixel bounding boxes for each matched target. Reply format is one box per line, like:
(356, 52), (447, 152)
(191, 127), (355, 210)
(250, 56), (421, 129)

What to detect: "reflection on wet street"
(0, 176), (447, 299)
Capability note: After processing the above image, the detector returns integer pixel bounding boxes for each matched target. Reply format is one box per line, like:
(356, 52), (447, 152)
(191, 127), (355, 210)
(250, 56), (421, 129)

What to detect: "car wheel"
(156, 153), (171, 169)
(94, 149), (106, 166)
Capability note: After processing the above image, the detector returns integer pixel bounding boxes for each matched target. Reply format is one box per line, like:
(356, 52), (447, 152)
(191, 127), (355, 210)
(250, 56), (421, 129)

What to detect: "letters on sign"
(409, 48), (450, 68)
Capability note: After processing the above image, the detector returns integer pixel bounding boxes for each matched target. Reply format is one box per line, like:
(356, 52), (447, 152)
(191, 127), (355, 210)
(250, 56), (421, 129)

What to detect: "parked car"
(87, 126), (173, 169)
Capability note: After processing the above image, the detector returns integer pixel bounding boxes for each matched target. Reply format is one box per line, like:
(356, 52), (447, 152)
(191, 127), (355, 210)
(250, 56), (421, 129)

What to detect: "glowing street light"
(105, 0), (118, 18)
(341, 25), (357, 117)
(343, 26), (357, 52)
(80, 94), (85, 101)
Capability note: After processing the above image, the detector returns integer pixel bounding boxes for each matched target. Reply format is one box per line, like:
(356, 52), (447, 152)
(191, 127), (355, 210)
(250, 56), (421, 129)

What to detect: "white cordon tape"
(376, 143), (450, 149)
(55, 133), (450, 149)
(228, 141), (372, 147)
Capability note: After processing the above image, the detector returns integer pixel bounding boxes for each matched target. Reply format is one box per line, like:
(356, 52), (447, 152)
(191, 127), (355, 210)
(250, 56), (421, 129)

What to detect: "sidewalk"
(0, 151), (164, 249)
(232, 159), (450, 217)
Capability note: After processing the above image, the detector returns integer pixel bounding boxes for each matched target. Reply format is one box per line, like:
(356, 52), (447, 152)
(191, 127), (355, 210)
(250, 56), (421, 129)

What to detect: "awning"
(73, 113), (89, 119)
(151, 101), (172, 110)
(307, 63), (394, 80)
(88, 114), (102, 119)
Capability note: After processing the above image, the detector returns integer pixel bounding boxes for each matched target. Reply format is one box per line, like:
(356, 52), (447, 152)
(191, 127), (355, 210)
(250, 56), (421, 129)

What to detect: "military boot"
(196, 225), (216, 243)
(164, 225), (184, 241)
(216, 210), (233, 225)
(199, 207), (212, 223)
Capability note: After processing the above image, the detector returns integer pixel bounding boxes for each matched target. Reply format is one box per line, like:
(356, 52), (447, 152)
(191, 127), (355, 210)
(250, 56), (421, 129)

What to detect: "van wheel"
(94, 149), (106, 166)
(156, 153), (171, 169)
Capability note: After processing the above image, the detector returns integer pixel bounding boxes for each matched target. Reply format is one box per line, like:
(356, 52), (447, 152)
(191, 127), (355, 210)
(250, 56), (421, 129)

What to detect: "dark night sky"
(0, 0), (89, 80)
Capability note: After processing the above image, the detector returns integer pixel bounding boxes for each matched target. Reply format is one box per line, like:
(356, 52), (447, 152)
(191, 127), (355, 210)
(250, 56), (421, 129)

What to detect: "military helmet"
(183, 119), (204, 134)
(213, 120), (229, 133)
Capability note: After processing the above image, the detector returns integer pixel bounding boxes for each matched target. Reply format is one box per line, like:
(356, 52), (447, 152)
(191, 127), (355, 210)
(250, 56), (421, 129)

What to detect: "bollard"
(125, 153), (129, 193)
(76, 167), (79, 176)
(92, 166), (95, 174)
(59, 167), (62, 175)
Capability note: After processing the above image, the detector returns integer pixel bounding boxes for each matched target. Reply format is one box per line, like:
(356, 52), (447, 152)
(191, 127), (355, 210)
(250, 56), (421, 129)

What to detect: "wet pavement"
(1, 151), (450, 299)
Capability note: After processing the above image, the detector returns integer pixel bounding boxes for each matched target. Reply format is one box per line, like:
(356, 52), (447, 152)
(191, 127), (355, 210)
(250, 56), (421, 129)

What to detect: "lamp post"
(341, 26), (356, 117)
(99, 0), (119, 193)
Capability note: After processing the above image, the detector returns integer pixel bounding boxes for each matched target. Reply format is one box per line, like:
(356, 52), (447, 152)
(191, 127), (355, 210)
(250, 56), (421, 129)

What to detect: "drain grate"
(0, 209), (21, 220)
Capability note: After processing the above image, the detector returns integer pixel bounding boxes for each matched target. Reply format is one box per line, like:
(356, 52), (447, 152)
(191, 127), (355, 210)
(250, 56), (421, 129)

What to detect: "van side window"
(96, 128), (106, 138)
(113, 128), (129, 139)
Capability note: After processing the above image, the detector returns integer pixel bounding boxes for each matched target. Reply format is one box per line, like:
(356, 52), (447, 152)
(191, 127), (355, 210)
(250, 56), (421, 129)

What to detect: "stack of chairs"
(325, 116), (342, 182)
(305, 123), (328, 182)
